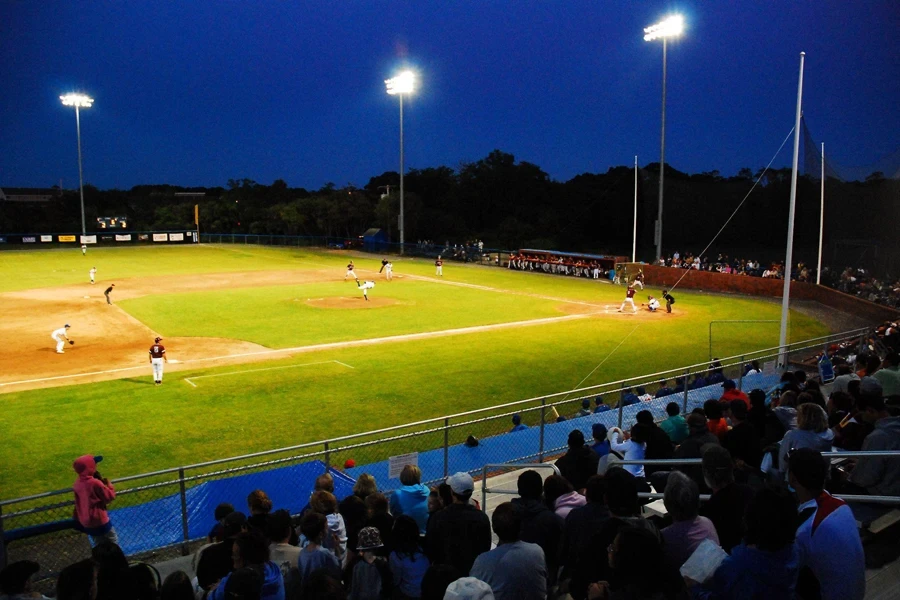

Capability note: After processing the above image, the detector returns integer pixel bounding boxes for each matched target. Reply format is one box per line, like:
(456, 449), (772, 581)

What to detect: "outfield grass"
(0, 244), (829, 499)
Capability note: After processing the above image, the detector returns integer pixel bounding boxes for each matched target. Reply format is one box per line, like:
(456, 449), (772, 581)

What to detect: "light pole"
(60, 93), (94, 243)
(385, 71), (415, 255)
(644, 14), (684, 263)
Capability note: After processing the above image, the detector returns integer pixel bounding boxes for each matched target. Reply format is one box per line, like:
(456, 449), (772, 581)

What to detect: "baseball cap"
(447, 472), (475, 495)
(356, 526), (384, 551)
(722, 379), (736, 389)
(443, 577), (495, 600)
(155, 337), (162, 343)
(0, 560), (40, 595)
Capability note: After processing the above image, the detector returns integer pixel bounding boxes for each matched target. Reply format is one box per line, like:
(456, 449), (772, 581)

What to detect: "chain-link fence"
(0, 326), (872, 586)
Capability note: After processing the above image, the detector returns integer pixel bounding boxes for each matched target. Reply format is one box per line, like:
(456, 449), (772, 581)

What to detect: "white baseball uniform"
(619, 287), (637, 313)
(89, 268), (97, 284)
(149, 343), (167, 384)
(648, 298), (660, 312)
(385, 262), (393, 280)
(52, 327), (70, 353)
(359, 280), (375, 300)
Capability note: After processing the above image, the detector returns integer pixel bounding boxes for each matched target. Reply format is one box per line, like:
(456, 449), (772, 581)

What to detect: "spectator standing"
(555, 430), (600, 491)
(298, 513), (342, 584)
(365, 493), (395, 555)
(425, 472), (491, 576)
(340, 473), (377, 553)
(659, 402), (689, 444)
(777, 404), (834, 480)
(789, 449), (865, 600)
(390, 465), (431, 535)
(470, 503), (548, 600)
(347, 527), (393, 600)
(389, 515), (431, 600)
(699, 445), (754, 553)
(659, 472), (719, 570)
(247, 489), (273, 537)
(72, 455), (117, 545)
(510, 470), (564, 586)
(267, 510), (301, 592)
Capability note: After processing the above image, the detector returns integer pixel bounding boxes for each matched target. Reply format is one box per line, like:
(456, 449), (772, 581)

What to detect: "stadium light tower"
(385, 70), (415, 255)
(60, 93), (94, 243)
(644, 14), (684, 263)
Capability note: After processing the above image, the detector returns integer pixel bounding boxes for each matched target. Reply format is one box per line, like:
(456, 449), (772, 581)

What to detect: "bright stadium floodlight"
(60, 92), (95, 244)
(385, 71), (416, 254)
(644, 14), (684, 263)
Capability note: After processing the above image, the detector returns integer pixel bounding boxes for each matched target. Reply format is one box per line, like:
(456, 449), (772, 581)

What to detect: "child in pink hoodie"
(72, 455), (118, 545)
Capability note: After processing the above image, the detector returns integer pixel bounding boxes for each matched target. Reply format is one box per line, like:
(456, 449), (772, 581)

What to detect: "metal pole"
(778, 52), (806, 368)
(618, 383), (625, 429)
(443, 418), (450, 478)
(655, 38), (667, 262)
(816, 142), (824, 285)
(75, 105), (87, 241)
(738, 355), (745, 391)
(178, 468), (190, 556)
(399, 94), (405, 255)
(682, 368), (690, 413)
(633, 155), (638, 262)
(324, 441), (330, 468)
(539, 399), (546, 462)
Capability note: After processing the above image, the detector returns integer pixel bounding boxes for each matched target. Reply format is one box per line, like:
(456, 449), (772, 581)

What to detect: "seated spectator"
(587, 525), (678, 600)
(389, 515), (430, 600)
(390, 465), (431, 535)
(267, 509), (301, 591)
(651, 413), (719, 493)
(555, 430), (600, 491)
(660, 471), (719, 570)
(442, 578), (493, 600)
(346, 527), (392, 600)
(773, 390), (800, 432)
(699, 445), (754, 553)
(127, 563), (159, 600)
(593, 396), (610, 413)
(721, 399), (762, 478)
(608, 425), (648, 479)
(56, 559), (96, 600)
(691, 372), (709, 390)
(509, 413), (528, 433)
(847, 393), (900, 496)
(159, 571), (194, 600)
(659, 402), (689, 444)
(562, 475), (611, 579)
(420, 564), (461, 600)
(789, 449), (865, 600)
(636, 410), (674, 476)
(802, 380), (827, 409)
(577, 398), (592, 417)
(208, 502), (235, 543)
(365, 493), (395, 555)
(748, 388), (786, 448)
(92, 542), (130, 600)
(673, 377), (686, 394)
(0, 560), (48, 600)
(511, 470), (564, 585)
(425, 472), (491, 576)
(744, 361), (762, 376)
(543, 473), (586, 519)
(197, 511), (248, 592)
(617, 388), (640, 408)
(704, 399), (729, 441)
(655, 381), (674, 398)
(831, 363), (860, 395)
(777, 403), (834, 480)
(208, 530), (284, 600)
(690, 486), (799, 599)
(719, 380), (749, 408)
(873, 351), (900, 399)
(590, 423), (611, 457)
(247, 489), (273, 537)
(828, 391), (866, 451)
(636, 386), (653, 402)
(470, 502), (548, 600)
(298, 512), (342, 584)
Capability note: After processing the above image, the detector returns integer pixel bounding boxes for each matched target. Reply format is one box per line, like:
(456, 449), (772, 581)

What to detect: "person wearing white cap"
(51, 324), (71, 354)
(443, 576), (495, 600)
(425, 472), (491, 576)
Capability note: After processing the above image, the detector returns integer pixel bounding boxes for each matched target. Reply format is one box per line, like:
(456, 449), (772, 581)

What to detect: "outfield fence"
(0, 325), (875, 580)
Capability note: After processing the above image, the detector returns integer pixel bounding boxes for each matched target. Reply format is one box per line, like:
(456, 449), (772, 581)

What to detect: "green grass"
(0, 244), (828, 499)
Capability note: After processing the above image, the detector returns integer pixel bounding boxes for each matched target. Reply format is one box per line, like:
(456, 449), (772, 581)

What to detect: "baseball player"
(81, 244), (87, 256)
(104, 284), (115, 305)
(435, 256), (443, 276)
(345, 261), (358, 281)
(662, 290), (676, 313)
(633, 271), (644, 290)
(647, 296), (660, 312)
(385, 261), (393, 281)
(149, 337), (168, 385)
(357, 279), (375, 301)
(379, 258), (388, 273)
(52, 324), (71, 354)
(618, 285), (638, 313)
(89, 267), (97, 284)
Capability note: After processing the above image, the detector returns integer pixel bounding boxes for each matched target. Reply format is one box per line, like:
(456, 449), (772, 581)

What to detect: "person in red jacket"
(72, 455), (118, 544)
(719, 379), (751, 409)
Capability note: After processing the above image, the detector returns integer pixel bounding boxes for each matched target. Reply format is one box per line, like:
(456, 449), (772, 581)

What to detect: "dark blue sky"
(2, 1), (897, 190)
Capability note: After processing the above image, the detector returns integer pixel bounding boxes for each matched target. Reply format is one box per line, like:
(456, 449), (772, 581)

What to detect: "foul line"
(183, 360), (353, 387)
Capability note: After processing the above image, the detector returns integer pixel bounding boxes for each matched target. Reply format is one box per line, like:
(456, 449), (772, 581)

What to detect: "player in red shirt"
(618, 285), (637, 313)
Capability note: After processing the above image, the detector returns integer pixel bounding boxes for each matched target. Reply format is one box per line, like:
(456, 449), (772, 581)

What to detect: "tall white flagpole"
(816, 142), (825, 285)
(633, 155), (638, 263)
(778, 52), (806, 368)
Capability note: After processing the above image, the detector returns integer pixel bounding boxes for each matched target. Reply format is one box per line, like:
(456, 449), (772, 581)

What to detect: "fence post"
(738, 355), (745, 391)
(617, 383), (625, 429)
(539, 399), (546, 462)
(324, 442), (331, 468)
(178, 468), (190, 557)
(682, 368), (690, 413)
(443, 418), (450, 478)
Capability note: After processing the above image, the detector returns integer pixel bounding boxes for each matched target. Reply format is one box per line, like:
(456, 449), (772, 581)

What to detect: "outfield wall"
(0, 230), (199, 247)
(642, 265), (900, 322)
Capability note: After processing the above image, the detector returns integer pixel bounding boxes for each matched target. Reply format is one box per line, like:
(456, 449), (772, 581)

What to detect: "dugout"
(361, 228), (389, 253)
(516, 249), (626, 271)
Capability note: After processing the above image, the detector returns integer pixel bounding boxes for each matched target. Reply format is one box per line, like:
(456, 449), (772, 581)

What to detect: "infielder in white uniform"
(385, 261), (393, 281)
(357, 280), (375, 301)
(149, 337), (168, 385)
(52, 324), (71, 354)
(81, 244), (87, 256)
(89, 267), (97, 284)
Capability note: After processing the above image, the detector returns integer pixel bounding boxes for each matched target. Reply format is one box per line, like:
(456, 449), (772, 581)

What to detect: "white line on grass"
(183, 360), (352, 387)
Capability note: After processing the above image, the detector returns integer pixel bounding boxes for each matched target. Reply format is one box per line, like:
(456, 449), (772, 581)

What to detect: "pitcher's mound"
(306, 297), (397, 309)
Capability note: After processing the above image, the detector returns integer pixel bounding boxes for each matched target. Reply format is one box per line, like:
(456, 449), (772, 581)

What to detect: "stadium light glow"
(60, 93), (94, 108)
(385, 71), (415, 95)
(60, 92), (94, 243)
(385, 70), (417, 255)
(643, 15), (684, 41)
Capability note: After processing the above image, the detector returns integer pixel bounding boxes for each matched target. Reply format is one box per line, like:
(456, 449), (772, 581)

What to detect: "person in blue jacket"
(390, 465), (430, 535)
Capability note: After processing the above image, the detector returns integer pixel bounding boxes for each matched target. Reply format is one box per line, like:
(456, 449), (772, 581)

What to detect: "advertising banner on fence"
(139, 234), (149, 241)
(80, 235), (97, 244)
(153, 233), (168, 242)
(116, 234), (132, 242)
(388, 452), (419, 479)
(169, 233), (184, 241)
(41, 235), (52, 242)
(59, 235), (76, 242)
(23, 236), (36, 243)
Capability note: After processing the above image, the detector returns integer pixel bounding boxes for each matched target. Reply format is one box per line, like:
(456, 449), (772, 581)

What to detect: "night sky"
(2, 1), (898, 190)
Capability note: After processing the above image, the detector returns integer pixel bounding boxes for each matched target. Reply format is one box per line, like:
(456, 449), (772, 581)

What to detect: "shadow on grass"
(122, 377), (157, 386)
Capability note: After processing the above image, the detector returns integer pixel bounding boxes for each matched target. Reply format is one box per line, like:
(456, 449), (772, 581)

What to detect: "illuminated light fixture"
(385, 71), (415, 95)
(60, 92), (95, 243)
(60, 93), (95, 108)
(643, 15), (684, 41)
(385, 70), (417, 254)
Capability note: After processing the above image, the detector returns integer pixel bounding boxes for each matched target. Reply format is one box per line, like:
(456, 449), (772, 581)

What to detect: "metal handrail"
(481, 463), (561, 512)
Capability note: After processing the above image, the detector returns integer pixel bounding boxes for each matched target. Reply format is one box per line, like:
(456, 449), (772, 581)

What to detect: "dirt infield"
(0, 268), (681, 394)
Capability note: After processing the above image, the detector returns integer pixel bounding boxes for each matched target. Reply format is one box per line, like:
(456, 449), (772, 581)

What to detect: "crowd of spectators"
(507, 253), (610, 280)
